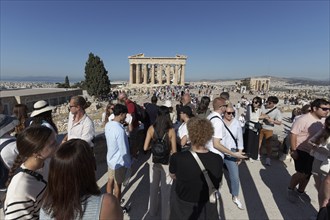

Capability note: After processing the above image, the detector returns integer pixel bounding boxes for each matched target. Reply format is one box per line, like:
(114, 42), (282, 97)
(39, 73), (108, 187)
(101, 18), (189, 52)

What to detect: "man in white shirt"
(105, 104), (131, 203)
(206, 97), (246, 159)
(177, 106), (193, 151)
(62, 96), (95, 147)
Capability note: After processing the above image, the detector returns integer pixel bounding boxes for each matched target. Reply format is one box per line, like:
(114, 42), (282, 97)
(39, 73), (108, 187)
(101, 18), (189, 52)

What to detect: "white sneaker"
(256, 155), (261, 161)
(232, 197), (244, 210)
(266, 158), (271, 166)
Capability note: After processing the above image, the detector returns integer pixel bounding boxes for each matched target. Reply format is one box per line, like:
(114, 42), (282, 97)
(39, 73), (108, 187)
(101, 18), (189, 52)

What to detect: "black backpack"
(151, 130), (170, 165)
(133, 102), (148, 124)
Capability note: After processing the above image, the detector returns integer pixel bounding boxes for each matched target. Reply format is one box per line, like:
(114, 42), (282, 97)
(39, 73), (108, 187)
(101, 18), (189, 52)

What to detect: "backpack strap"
(265, 107), (277, 115)
(222, 123), (238, 149)
(154, 129), (166, 141)
(210, 115), (238, 149)
(0, 139), (16, 152)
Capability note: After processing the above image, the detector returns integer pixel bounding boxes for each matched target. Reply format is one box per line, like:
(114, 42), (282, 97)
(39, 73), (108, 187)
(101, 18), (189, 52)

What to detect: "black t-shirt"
(144, 103), (159, 126)
(169, 151), (223, 203)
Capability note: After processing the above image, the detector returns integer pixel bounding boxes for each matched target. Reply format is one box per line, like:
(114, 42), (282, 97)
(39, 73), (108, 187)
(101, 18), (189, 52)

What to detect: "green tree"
(84, 53), (111, 96)
(64, 76), (70, 88)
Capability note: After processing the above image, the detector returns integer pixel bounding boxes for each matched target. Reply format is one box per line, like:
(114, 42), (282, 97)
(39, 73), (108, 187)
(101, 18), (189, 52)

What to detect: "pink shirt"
(290, 112), (325, 153)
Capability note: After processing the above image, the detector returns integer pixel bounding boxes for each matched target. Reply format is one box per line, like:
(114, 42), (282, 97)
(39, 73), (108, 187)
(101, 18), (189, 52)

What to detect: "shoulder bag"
(190, 150), (221, 220)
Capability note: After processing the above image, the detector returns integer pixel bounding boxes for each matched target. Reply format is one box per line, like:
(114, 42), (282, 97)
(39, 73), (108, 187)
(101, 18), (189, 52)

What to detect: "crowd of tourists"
(0, 88), (329, 219)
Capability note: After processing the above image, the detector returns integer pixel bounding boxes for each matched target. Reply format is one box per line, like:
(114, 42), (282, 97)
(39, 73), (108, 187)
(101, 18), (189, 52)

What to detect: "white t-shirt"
(177, 122), (190, 145)
(206, 111), (226, 158)
(109, 113), (133, 137)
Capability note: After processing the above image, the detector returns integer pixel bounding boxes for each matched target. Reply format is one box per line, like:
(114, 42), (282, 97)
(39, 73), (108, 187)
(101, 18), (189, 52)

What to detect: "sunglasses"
(320, 107), (330, 111)
(225, 112), (235, 115)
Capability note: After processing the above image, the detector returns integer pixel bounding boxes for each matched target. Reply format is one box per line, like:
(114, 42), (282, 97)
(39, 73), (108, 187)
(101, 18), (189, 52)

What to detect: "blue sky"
(1, 0), (329, 82)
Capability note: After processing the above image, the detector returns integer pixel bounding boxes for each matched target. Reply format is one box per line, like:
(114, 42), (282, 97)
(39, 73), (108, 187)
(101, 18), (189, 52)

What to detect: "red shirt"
(125, 99), (139, 128)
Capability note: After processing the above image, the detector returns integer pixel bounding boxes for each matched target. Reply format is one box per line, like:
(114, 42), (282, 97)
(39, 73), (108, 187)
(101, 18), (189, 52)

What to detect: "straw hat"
(0, 114), (19, 137)
(30, 100), (55, 117)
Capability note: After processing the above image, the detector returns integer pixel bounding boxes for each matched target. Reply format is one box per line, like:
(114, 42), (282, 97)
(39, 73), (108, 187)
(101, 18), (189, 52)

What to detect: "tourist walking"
(143, 106), (177, 220)
(40, 139), (123, 220)
(144, 95), (159, 127)
(177, 105), (193, 151)
(118, 92), (140, 158)
(244, 96), (263, 160)
(62, 96), (95, 147)
(196, 96), (211, 118)
(102, 102), (114, 127)
(288, 98), (330, 203)
(169, 117), (223, 219)
(105, 104), (131, 203)
(4, 126), (58, 219)
(259, 96), (282, 166)
(222, 105), (244, 209)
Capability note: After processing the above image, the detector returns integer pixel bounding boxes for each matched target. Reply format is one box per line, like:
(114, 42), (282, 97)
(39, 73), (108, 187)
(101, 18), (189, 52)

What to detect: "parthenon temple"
(128, 54), (187, 86)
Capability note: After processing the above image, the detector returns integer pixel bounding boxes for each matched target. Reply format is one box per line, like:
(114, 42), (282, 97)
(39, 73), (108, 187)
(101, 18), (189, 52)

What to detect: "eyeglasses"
(69, 105), (77, 108)
(320, 107), (330, 111)
(225, 112), (235, 115)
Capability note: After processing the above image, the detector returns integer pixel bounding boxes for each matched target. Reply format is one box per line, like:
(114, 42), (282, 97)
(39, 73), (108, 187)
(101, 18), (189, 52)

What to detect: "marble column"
(166, 65), (170, 85)
(143, 64), (147, 84)
(136, 64), (140, 84)
(180, 65), (185, 85)
(158, 64), (162, 85)
(151, 65), (155, 85)
(129, 64), (133, 84)
(174, 65), (178, 85)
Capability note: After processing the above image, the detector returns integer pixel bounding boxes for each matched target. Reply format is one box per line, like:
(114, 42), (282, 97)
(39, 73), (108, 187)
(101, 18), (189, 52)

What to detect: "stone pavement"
(95, 151), (319, 220)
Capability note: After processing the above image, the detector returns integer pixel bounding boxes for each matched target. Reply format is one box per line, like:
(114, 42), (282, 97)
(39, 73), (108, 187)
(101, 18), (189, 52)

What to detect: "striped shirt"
(4, 163), (48, 219)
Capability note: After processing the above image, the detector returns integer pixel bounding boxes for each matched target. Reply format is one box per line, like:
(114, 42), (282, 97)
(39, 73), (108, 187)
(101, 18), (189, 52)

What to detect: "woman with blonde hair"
(222, 105), (244, 209)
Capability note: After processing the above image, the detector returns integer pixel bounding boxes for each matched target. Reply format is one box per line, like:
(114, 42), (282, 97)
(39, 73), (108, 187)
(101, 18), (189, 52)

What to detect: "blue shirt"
(105, 120), (131, 169)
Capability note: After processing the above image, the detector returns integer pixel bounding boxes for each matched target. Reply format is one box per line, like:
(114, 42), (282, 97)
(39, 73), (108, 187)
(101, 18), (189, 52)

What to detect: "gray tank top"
(40, 194), (103, 219)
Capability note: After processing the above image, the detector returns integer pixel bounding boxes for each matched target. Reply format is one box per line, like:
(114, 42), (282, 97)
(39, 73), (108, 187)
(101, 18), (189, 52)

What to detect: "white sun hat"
(30, 100), (55, 117)
(164, 100), (172, 108)
(0, 114), (19, 137)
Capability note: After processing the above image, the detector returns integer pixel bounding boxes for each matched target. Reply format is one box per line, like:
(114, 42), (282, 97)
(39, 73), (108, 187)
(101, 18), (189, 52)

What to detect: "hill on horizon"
(2, 75), (329, 86)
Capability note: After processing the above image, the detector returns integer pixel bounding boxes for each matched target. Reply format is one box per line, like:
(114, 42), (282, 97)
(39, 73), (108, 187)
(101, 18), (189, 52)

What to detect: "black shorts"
(294, 149), (314, 175)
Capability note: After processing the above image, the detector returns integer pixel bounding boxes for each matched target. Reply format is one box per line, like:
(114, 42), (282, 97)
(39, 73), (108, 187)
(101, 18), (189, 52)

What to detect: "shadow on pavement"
(239, 161), (269, 219)
(260, 160), (317, 219)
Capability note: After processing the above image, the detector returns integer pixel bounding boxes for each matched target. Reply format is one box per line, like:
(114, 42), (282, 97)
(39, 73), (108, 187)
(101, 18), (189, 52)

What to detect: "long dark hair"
(153, 106), (173, 138)
(42, 139), (100, 220)
(197, 96), (210, 114)
(30, 110), (58, 134)
(251, 96), (262, 112)
(6, 126), (53, 186)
